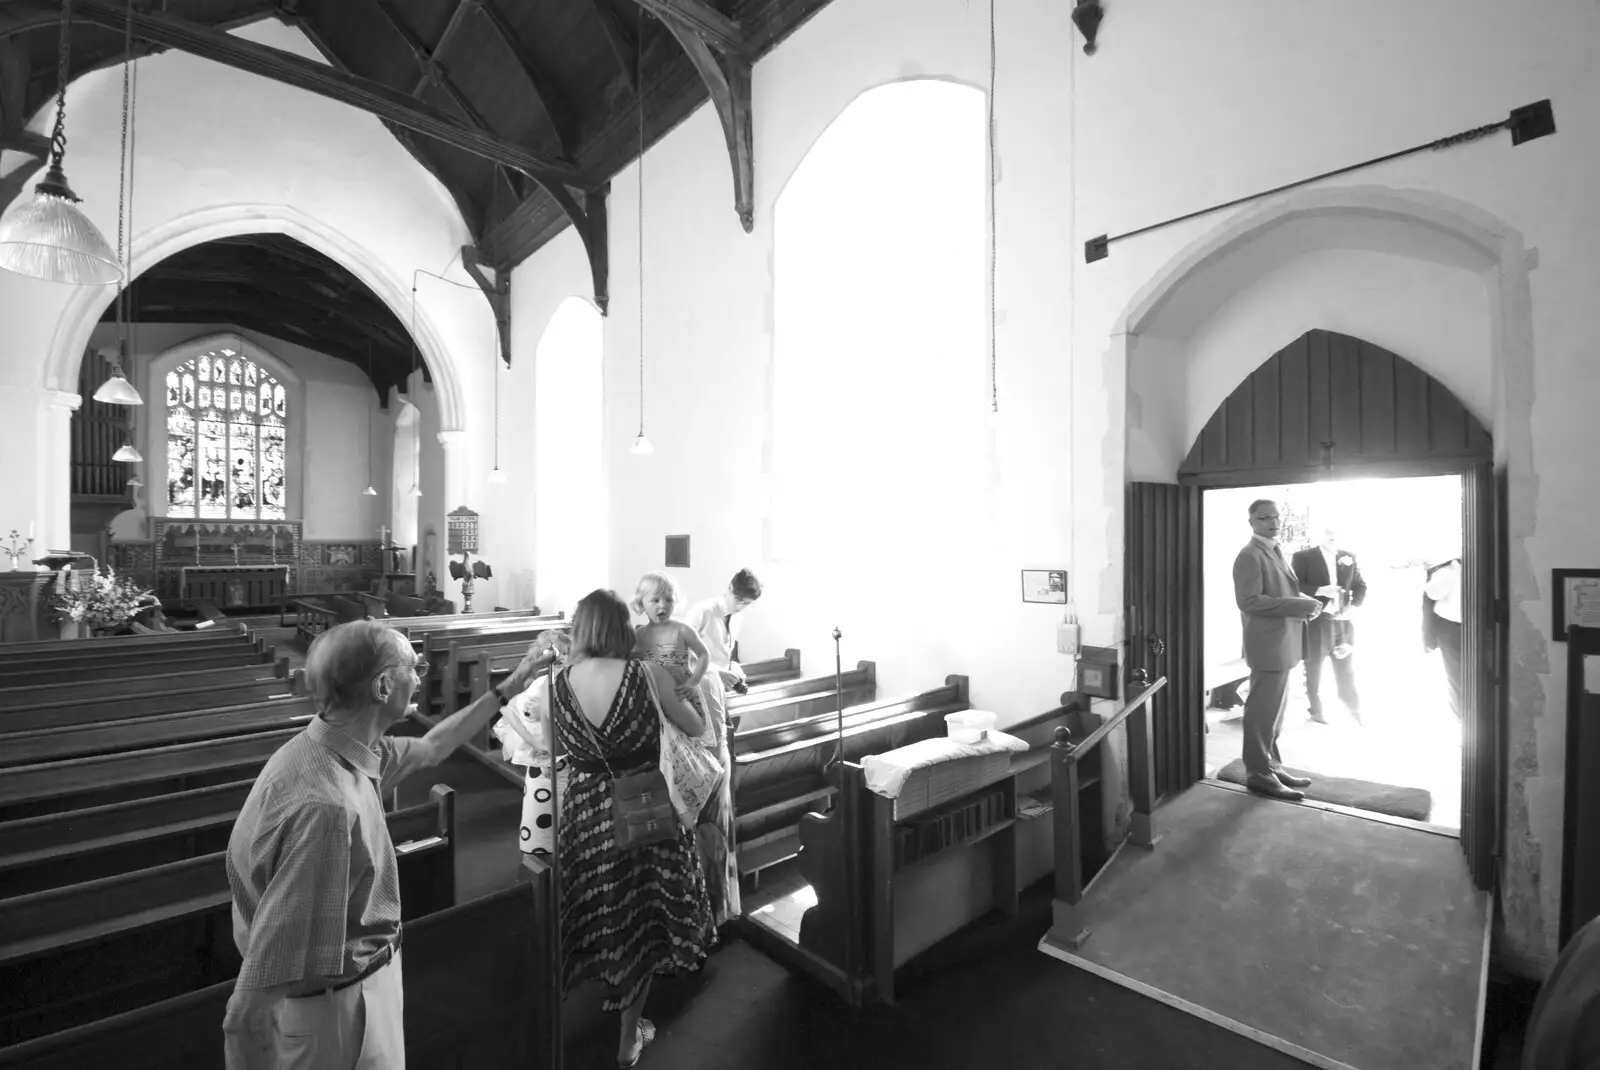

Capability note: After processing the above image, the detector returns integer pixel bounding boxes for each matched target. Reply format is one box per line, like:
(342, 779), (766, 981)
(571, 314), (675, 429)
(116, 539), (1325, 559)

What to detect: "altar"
(180, 564), (291, 610)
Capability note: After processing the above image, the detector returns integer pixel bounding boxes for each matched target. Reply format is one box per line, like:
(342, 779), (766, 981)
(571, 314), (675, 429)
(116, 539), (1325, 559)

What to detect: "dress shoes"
(1274, 770), (1312, 788)
(1246, 773), (1305, 801)
(1308, 711), (1329, 724)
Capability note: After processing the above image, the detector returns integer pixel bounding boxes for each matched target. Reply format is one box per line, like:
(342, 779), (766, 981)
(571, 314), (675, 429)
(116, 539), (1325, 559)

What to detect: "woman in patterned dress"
(554, 589), (714, 1068)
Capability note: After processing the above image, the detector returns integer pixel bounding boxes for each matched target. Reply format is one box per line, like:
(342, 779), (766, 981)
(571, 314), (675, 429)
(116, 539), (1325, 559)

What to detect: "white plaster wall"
(0, 18), (498, 570)
(510, 0), (1600, 972)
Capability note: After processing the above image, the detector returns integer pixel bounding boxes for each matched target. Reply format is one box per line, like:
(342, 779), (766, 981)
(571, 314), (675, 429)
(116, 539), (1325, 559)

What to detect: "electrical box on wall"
(1077, 645), (1119, 700)
(664, 535), (690, 568)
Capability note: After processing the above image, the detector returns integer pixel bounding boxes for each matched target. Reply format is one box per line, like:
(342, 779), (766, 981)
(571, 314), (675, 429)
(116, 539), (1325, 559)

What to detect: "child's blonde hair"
(629, 571), (682, 617)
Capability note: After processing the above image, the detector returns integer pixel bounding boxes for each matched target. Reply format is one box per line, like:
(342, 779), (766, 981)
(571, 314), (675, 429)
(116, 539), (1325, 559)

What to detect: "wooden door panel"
(1461, 460), (1498, 890)
(1126, 483), (1204, 800)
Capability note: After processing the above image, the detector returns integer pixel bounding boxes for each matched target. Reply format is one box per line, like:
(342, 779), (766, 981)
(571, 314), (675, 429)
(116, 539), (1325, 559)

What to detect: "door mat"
(1213, 760), (1432, 822)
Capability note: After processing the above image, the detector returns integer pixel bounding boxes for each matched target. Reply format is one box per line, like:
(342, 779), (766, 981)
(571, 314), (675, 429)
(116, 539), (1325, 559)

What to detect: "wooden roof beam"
(66, 0), (588, 189)
(582, 0), (638, 94)
(369, 0), (526, 202)
(471, 0), (580, 158)
(631, 0), (746, 58)
(650, 9), (754, 231)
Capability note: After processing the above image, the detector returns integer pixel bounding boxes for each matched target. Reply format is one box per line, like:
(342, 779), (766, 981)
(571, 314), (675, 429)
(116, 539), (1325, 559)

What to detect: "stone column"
(40, 389), (83, 557)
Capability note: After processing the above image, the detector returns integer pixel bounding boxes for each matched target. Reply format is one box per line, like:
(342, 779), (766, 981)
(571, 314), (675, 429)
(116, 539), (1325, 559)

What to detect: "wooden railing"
(1050, 669), (1168, 913)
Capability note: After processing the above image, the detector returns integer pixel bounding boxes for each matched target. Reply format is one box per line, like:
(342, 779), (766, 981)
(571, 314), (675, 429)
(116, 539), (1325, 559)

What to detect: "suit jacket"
(1232, 538), (1315, 671)
(1292, 545), (1366, 658)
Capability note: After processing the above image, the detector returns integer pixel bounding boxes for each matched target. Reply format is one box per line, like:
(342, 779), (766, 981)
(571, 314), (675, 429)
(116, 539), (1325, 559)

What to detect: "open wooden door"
(1460, 460), (1501, 891)
(1125, 482), (1205, 801)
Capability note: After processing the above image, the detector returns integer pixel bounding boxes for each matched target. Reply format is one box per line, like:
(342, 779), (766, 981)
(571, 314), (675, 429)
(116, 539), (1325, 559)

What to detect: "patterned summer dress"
(636, 632), (742, 929)
(552, 659), (713, 1010)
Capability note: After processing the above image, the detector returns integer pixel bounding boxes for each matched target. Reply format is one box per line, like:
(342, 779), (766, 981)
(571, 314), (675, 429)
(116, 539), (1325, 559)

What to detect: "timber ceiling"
(1, 0), (831, 391)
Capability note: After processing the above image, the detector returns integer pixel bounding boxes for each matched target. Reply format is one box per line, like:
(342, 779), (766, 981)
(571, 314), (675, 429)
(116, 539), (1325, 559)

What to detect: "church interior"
(1, 0), (1598, 1067)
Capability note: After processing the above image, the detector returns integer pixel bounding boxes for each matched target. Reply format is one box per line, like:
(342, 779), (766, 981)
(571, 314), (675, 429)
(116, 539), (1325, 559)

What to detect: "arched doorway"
(1128, 329), (1500, 888)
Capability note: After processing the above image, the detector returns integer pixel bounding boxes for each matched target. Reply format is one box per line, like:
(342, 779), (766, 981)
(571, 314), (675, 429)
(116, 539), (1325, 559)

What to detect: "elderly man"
(1232, 500), (1323, 801)
(222, 619), (549, 1070)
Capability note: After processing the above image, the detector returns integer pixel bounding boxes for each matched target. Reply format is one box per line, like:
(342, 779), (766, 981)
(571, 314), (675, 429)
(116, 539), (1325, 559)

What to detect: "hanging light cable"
(487, 327), (507, 481)
(988, 0), (999, 413)
(363, 342), (377, 495)
(0, 0), (122, 285)
(407, 286), (423, 497)
(629, 8), (653, 457)
(92, 0), (144, 406)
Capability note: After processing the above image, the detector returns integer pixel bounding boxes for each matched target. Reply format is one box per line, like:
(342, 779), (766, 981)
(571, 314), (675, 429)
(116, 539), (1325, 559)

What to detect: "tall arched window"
(165, 344), (289, 519)
(772, 81), (988, 565)
(535, 298), (605, 611)
(391, 402), (421, 549)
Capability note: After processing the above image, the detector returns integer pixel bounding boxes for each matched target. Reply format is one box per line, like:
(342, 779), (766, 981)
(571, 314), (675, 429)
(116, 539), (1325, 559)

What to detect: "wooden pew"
(0, 661), (292, 711)
(389, 608), (552, 639)
(0, 673), (300, 734)
(0, 630), (249, 661)
(0, 637), (278, 690)
(0, 780), (255, 898)
(0, 787), (458, 1049)
(743, 648), (801, 686)
(291, 594), (366, 647)
(0, 728), (302, 822)
(417, 621), (568, 715)
(730, 677), (970, 877)
(0, 855), (556, 1070)
(0, 697), (316, 768)
(725, 661), (877, 731)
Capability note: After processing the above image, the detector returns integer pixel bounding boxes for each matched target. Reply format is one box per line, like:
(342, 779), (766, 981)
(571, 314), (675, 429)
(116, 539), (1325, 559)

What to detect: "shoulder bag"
(566, 664), (677, 850)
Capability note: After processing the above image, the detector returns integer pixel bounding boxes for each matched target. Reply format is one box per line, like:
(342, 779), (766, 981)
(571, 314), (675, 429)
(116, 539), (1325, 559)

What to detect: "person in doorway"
(1423, 557), (1464, 719)
(1292, 526), (1368, 725)
(222, 620), (548, 1070)
(1520, 913), (1600, 1069)
(1232, 500), (1324, 801)
(685, 569), (764, 697)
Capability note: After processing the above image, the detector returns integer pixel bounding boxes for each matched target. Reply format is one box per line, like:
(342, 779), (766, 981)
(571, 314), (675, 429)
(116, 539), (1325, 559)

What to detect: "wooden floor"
(1039, 781), (1490, 1070)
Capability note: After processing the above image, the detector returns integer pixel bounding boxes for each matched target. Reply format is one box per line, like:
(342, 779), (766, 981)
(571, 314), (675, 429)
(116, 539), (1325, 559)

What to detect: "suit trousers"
(1436, 618), (1463, 720)
(1304, 621), (1360, 717)
(272, 951), (405, 1070)
(1241, 668), (1291, 777)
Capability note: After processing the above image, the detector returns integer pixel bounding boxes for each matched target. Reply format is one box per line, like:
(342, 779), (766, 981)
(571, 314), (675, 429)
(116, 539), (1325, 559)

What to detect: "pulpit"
(180, 564), (291, 610)
(0, 571), (52, 642)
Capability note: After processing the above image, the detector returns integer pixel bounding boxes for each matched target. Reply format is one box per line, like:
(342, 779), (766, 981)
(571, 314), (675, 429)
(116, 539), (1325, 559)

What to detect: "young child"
(631, 572), (740, 929)
(630, 571), (714, 715)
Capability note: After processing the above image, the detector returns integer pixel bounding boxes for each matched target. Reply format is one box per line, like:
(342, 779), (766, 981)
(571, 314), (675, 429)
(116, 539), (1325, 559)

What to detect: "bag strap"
(561, 665), (620, 782)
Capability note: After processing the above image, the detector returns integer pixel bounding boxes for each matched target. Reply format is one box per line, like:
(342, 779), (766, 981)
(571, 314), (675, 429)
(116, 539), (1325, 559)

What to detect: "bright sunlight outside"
(1203, 474), (1465, 829)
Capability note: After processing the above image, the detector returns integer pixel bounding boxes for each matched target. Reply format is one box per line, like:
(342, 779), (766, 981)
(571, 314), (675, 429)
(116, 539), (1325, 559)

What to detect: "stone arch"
(42, 204), (466, 433)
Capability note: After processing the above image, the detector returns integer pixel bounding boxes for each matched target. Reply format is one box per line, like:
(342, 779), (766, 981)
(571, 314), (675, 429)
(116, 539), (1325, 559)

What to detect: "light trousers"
(272, 952), (405, 1070)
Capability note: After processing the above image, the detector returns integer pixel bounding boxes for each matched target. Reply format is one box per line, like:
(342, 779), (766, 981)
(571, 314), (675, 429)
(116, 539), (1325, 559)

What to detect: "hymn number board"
(447, 506), (480, 555)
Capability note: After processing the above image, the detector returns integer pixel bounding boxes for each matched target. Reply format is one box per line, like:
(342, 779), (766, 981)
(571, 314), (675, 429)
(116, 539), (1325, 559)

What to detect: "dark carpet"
(1214, 759), (1432, 821)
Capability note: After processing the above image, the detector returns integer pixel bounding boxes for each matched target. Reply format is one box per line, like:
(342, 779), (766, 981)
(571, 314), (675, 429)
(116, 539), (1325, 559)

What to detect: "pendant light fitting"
(363, 343), (378, 496)
(0, 0), (122, 285)
(94, 0), (144, 407)
(488, 323), (507, 481)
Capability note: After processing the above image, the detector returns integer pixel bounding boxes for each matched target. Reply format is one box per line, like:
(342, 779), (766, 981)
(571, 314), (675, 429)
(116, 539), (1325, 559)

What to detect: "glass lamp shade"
(629, 433), (654, 456)
(487, 466), (508, 484)
(408, 482), (423, 498)
(126, 476), (144, 489)
(92, 372), (144, 406)
(0, 165), (123, 286)
(112, 443), (143, 463)
(362, 485), (378, 497)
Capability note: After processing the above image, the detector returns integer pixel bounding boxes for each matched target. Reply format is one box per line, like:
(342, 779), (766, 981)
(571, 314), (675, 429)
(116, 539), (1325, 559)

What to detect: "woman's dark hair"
(730, 568), (763, 601)
(569, 589), (636, 659)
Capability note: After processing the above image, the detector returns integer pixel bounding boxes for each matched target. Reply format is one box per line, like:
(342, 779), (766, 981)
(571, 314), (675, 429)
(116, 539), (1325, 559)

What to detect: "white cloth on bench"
(861, 726), (1029, 800)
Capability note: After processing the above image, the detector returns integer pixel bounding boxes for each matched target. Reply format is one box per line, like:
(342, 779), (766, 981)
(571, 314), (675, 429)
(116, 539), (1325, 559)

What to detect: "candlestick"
(3, 529), (34, 572)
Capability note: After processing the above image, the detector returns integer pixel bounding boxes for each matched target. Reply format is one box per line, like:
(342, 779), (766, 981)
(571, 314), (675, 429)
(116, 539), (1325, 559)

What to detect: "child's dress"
(637, 629), (743, 928)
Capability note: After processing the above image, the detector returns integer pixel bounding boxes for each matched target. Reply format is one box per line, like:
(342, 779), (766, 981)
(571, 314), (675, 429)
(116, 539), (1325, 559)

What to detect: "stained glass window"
(166, 349), (287, 519)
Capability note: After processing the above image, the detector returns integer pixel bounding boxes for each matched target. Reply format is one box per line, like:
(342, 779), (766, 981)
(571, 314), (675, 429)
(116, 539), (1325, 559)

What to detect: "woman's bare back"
(566, 658), (628, 729)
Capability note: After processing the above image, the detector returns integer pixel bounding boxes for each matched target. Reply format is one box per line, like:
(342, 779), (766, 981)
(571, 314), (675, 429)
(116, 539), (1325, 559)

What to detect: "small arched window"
(165, 345), (289, 519)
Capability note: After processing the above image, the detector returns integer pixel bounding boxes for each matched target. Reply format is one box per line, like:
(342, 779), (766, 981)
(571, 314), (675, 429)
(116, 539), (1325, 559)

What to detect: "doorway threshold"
(1203, 777), (1461, 839)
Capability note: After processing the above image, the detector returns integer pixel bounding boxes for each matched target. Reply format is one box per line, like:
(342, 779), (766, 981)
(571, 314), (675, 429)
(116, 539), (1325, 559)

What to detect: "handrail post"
(1050, 726), (1084, 906)
(1126, 670), (1161, 850)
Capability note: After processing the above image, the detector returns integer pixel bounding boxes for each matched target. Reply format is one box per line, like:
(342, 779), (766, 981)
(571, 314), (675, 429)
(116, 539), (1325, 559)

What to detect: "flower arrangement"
(51, 567), (154, 631)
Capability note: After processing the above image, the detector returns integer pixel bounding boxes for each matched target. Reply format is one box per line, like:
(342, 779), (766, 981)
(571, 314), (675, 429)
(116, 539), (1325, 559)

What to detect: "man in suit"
(1233, 499), (1324, 800)
(1292, 526), (1368, 725)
